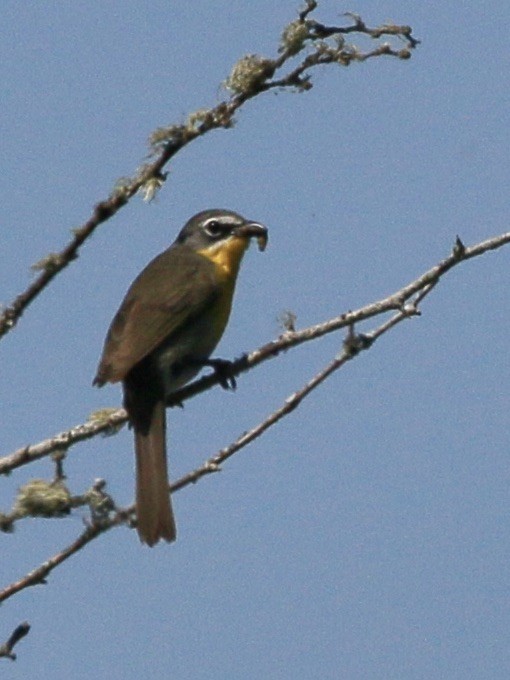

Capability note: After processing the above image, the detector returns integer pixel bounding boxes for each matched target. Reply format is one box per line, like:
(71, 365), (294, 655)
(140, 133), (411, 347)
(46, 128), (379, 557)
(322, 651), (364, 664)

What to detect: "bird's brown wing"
(94, 245), (218, 385)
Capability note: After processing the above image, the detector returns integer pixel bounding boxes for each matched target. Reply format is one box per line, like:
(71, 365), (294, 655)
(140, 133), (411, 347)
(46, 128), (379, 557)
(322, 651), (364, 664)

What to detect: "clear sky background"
(2, 2), (509, 678)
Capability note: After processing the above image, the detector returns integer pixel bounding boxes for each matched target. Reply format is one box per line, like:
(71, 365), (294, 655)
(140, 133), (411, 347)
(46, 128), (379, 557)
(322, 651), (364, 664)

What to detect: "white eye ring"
(204, 220), (225, 237)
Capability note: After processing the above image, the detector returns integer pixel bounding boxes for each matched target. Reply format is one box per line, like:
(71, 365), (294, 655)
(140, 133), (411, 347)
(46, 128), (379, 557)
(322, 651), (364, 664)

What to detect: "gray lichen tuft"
(224, 54), (275, 94)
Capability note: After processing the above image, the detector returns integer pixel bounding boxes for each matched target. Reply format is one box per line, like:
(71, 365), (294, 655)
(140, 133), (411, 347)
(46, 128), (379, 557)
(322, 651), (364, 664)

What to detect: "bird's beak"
(232, 222), (268, 251)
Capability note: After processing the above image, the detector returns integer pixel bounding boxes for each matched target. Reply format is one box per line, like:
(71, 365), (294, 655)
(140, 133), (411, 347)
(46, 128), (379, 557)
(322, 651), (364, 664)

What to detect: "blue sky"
(2, 2), (510, 678)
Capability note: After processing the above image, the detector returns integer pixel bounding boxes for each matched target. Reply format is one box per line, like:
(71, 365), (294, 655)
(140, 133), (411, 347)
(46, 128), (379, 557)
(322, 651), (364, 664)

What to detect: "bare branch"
(2, 229), (509, 602)
(0, 410), (127, 476)
(1, 230), (508, 478)
(0, 522), (115, 604)
(0, 196), (129, 340)
(0, 4), (417, 342)
(0, 622), (30, 661)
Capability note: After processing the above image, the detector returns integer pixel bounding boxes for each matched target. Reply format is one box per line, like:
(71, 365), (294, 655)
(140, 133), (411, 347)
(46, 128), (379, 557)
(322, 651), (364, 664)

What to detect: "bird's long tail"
(134, 399), (176, 546)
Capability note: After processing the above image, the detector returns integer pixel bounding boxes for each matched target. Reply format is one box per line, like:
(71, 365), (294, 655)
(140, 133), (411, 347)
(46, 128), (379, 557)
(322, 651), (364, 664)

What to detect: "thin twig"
(0, 5), (417, 341)
(0, 411), (127, 476)
(1, 228), (508, 602)
(0, 622), (30, 660)
(169, 305), (416, 491)
(0, 306), (405, 603)
(2, 230), (508, 477)
(0, 519), (123, 604)
(0, 196), (128, 339)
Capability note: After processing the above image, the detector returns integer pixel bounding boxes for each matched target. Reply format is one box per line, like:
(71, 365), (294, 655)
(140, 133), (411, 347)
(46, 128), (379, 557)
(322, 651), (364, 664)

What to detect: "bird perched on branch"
(94, 209), (268, 546)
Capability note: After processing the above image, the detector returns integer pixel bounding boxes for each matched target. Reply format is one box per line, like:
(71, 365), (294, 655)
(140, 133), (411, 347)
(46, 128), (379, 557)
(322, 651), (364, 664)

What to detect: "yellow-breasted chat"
(94, 209), (268, 546)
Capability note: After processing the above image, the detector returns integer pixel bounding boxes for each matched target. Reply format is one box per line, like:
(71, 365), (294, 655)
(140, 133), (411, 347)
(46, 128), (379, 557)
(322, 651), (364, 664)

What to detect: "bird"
(93, 209), (268, 546)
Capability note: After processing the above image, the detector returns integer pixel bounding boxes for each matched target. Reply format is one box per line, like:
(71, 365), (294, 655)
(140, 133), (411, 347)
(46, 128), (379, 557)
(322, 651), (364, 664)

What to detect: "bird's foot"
(202, 358), (237, 390)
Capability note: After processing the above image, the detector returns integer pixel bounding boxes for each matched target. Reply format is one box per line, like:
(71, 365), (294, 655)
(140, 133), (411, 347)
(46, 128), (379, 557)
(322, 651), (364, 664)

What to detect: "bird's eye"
(204, 220), (224, 238)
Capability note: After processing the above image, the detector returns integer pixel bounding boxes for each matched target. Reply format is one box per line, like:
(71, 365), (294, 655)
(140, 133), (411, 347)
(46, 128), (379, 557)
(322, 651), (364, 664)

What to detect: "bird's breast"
(156, 237), (249, 395)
